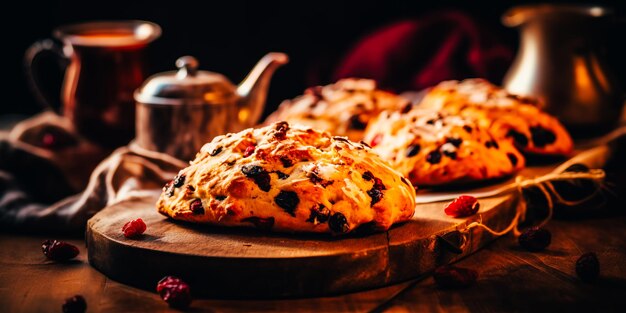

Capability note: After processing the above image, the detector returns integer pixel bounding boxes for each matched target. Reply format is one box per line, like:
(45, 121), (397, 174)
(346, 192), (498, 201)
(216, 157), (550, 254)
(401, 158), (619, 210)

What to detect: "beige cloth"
(0, 112), (186, 233)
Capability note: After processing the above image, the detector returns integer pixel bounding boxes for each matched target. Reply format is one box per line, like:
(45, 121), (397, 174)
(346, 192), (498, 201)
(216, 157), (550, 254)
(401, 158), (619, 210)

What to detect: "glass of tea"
(25, 20), (161, 147)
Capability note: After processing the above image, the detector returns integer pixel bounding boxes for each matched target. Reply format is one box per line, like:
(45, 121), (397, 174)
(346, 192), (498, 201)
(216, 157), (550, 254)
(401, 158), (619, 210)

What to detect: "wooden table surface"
(1, 211), (625, 313)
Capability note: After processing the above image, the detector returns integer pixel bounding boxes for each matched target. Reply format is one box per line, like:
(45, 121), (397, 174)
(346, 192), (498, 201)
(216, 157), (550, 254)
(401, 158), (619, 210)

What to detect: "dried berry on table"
(433, 265), (478, 289)
(122, 218), (147, 238)
(518, 226), (551, 251)
(444, 195), (479, 218)
(157, 276), (192, 308)
(62, 295), (87, 313)
(42, 240), (79, 261)
(576, 252), (600, 283)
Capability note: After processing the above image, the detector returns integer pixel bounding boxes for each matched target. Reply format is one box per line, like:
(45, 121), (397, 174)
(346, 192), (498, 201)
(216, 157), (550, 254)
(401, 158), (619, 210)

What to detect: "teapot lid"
(134, 56), (237, 105)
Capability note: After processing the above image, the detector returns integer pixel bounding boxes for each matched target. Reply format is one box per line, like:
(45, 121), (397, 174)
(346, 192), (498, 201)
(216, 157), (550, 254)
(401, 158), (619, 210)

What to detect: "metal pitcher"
(502, 5), (623, 136)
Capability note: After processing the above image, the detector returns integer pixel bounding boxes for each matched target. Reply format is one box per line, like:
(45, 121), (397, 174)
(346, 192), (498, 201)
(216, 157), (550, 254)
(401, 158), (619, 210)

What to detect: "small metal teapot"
(502, 5), (623, 137)
(134, 53), (288, 160)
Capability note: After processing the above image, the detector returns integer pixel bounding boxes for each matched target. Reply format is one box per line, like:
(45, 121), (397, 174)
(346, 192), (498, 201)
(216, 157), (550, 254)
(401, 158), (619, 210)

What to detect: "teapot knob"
(175, 56), (198, 78)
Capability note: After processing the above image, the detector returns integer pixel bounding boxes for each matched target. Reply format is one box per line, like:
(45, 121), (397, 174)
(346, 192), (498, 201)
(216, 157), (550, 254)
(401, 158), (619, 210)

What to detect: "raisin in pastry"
(157, 121), (416, 234)
(419, 79), (573, 156)
(364, 109), (525, 187)
(264, 78), (409, 141)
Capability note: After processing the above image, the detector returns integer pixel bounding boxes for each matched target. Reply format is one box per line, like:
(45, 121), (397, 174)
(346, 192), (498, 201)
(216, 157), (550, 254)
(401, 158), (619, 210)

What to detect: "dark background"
(4, 0), (625, 118)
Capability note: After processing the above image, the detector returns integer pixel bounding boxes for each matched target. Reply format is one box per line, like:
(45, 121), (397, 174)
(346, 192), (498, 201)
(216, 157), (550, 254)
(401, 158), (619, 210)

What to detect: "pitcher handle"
(24, 39), (70, 112)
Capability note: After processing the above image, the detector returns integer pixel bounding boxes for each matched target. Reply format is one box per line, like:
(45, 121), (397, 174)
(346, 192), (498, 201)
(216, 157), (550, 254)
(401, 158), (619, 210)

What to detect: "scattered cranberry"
(433, 265), (478, 289)
(42, 240), (79, 261)
(576, 252), (600, 283)
(62, 295), (86, 313)
(444, 195), (480, 218)
(518, 226), (551, 251)
(122, 218), (147, 238)
(157, 276), (192, 308)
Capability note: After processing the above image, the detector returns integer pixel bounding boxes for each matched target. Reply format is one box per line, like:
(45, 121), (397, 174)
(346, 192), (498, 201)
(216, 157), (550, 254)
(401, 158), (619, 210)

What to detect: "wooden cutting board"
(84, 137), (617, 299)
(86, 186), (524, 299)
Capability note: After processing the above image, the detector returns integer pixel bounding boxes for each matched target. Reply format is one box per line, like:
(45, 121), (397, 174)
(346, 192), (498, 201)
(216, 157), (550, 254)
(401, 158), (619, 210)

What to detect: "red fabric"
(333, 11), (513, 92)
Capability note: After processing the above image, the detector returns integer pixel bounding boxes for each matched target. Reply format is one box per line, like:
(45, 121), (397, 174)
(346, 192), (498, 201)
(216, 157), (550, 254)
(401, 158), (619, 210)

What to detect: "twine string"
(461, 169), (605, 237)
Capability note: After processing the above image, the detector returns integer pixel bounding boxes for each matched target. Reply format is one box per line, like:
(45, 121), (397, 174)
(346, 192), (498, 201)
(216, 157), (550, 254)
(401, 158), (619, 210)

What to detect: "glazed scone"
(363, 109), (525, 187)
(157, 121), (416, 234)
(264, 78), (409, 141)
(419, 79), (573, 156)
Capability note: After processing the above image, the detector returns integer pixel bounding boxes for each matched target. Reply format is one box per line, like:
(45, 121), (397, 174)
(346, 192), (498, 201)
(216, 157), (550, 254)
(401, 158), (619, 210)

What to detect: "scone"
(157, 121), (416, 234)
(264, 78), (409, 141)
(419, 79), (573, 156)
(363, 109), (525, 187)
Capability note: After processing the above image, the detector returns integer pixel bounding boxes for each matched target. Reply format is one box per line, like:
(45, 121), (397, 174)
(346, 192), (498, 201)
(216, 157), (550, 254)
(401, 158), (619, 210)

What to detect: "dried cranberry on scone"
(419, 79), (573, 156)
(156, 121), (416, 234)
(264, 78), (409, 141)
(363, 108), (525, 187)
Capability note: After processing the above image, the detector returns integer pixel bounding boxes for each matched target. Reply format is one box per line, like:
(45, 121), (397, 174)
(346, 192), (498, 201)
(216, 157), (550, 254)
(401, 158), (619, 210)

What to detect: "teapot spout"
(237, 52), (288, 127)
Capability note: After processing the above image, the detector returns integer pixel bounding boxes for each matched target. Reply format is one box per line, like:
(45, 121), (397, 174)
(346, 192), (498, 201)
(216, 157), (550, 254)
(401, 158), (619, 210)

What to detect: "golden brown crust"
(156, 122), (416, 234)
(363, 109), (525, 187)
(264, 78), (409, 141)
(419, 79), (573, 156)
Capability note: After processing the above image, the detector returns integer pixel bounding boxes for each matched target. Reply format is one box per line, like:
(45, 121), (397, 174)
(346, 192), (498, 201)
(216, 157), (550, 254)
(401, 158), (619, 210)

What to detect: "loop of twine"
(462, 169), (605, 237)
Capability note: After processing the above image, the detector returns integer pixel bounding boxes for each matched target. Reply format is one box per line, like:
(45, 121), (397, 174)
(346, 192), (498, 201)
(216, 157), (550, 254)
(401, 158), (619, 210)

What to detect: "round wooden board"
(86, 192), (519, 299)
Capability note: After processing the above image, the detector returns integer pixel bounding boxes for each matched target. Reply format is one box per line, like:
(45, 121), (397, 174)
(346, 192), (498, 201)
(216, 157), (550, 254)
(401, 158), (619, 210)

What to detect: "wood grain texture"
(85, 191), (519, 298)
(2, 215), (625, 312)
(373, 214), (626, 313)
(0, 235), (410, 313)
